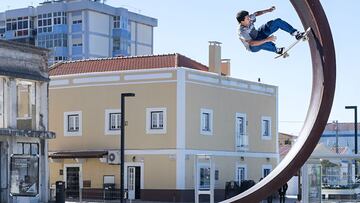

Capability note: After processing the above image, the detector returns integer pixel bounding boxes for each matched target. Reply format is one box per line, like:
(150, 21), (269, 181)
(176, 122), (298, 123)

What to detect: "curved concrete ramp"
(223, 0), (336, 202)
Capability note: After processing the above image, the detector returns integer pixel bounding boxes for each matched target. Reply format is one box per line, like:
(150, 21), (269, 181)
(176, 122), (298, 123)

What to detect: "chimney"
(208, 41), (222, 75)
(221, 59), (231, 76)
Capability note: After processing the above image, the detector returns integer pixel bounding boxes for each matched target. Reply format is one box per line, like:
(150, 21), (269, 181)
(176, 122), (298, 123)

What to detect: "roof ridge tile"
(49, 54), (208, 76)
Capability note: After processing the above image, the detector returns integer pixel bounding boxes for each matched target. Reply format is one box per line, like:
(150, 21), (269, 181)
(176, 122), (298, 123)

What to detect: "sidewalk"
(65, 196), (299, 203)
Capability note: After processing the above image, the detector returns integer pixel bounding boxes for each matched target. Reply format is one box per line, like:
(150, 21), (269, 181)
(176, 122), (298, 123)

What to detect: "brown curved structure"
(222, 0), (336, 202)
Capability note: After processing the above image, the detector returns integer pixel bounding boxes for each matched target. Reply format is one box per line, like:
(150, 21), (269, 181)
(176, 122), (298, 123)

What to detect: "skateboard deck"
(275, 27), (311, 59)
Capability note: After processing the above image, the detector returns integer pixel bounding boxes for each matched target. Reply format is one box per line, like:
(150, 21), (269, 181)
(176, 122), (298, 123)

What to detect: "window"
(68, 114), (79, 132)
(235, 113), (248, 150)
(105, 109), (121, 135)
(53, 12), (66, 25)
(202, 113), (210, 131)
(113, 16), (120, 28)
(73, 20), (82, 24)
(151, 111), (163, 129)
(15, 143), (38, 155)
(72, 42), (82, 47)
(262, 165), (272, 178)
(199, 165), (211, 190)
(200, 108), (213, 136)
(113, 37), (130, 54)
(113, 37), (120, 51)
(64, 111), (82, 136)
(38, 33), (68, 49)
(72, 36), (83, 47)
(146, 108), (167, 134)
(5, 17), (30, 37)
(10, 155), (39, 196)
(261, 116), (272, 140)
(236, 165), (247, 184)
(284, 139), (292, 145)
(11, 142), (39, 196)
(37, 13), (52, 33)
(54, 56), (68, 61)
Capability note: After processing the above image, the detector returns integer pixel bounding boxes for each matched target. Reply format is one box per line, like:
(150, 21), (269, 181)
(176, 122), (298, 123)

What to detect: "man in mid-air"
(237, 6), (304, 55)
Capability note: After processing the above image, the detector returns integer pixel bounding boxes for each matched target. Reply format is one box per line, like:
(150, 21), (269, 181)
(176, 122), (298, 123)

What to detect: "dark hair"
(236, 10), (249, 23)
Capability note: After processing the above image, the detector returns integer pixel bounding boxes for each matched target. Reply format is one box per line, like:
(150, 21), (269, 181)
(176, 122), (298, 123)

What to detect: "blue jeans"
(249, 18), (297, 53)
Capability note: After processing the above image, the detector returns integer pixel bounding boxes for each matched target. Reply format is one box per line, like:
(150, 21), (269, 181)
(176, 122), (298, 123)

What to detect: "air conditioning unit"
(107, 150), (121, 165)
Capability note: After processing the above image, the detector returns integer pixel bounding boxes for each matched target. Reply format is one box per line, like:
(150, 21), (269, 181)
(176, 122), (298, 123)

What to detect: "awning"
(49, 151), (108, 159)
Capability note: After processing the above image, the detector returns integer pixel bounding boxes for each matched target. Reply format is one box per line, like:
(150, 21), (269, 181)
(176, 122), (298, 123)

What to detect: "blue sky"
(1, 0), (358, 135)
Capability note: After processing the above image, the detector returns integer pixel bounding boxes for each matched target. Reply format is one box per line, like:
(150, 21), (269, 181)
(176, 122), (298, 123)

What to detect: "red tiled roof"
(49, 53), (209, 76)
(325, 122), (360, 131)
(279, 145), (292, 158)
(329, 146), (350, 155)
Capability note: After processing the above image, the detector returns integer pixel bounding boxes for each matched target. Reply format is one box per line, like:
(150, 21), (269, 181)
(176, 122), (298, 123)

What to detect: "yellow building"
(48, 43), (279, 202)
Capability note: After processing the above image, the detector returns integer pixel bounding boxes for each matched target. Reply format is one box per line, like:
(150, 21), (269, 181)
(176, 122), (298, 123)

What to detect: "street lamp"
(345, 105), (358, 177)
(332, 120), (339, 154)
(121, 93), (135, 203)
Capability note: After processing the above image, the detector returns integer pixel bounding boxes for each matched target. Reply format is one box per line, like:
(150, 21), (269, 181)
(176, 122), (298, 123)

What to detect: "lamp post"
(345, 106), (358, 177)
(121, 93), (135, 203)
(332, 120), (339, 154)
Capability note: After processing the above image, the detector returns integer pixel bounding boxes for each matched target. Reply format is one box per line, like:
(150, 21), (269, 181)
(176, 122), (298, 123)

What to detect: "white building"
(0, 40), (55, 203)
(0, 0), (157, 64)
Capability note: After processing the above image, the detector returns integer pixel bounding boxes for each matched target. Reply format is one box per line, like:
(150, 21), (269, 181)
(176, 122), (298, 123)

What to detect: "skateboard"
(275, 27), (311, 59)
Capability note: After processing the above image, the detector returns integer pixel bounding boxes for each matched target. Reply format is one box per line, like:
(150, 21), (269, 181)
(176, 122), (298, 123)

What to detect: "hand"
(269, 6), (276, 12)
(268, 35), (277, 42)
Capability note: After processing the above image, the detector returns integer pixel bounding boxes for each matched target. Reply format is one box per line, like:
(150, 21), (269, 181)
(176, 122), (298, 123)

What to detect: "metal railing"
(236, 134), (249, 151)
(50, 186), (128, 202)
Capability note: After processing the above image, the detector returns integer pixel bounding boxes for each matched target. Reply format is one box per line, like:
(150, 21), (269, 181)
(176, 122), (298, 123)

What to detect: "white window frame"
(200, 108), (213, 136)
(236, 164), (247, 183)
(146, 108), (167, 134)
(64, 111), (82, 136)
(235, 113), (248, 150)
(261, 116), (272, 140)
(262, 164), (273, 178)
(105, 109), (121, 135)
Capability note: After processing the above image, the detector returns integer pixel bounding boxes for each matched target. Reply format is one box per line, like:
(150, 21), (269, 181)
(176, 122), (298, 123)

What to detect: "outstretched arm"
(254, 6), (275, 16)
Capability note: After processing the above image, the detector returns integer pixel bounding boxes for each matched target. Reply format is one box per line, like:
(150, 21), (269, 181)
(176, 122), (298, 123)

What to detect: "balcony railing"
(236, 134), (249, 151)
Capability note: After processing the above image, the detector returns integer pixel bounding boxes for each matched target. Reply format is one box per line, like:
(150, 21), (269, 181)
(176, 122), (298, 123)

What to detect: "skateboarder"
(236, 6), (305, 55)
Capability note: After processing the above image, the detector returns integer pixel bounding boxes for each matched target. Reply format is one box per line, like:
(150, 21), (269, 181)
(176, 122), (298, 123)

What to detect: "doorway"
(127, 166), (141, 199)
(65, 165), (81, 199)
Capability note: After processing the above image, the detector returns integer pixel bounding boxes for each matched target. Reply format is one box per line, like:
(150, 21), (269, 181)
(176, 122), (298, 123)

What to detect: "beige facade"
(48, 54), (278, 201)
(279, 132), (297, 147)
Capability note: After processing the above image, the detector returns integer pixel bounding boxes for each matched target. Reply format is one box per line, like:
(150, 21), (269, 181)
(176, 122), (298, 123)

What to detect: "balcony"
(72, 45), (83, 55)
(53, 24), (68, 33)
(72, 24), (82, 33)
(236, 134), (249, 152)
